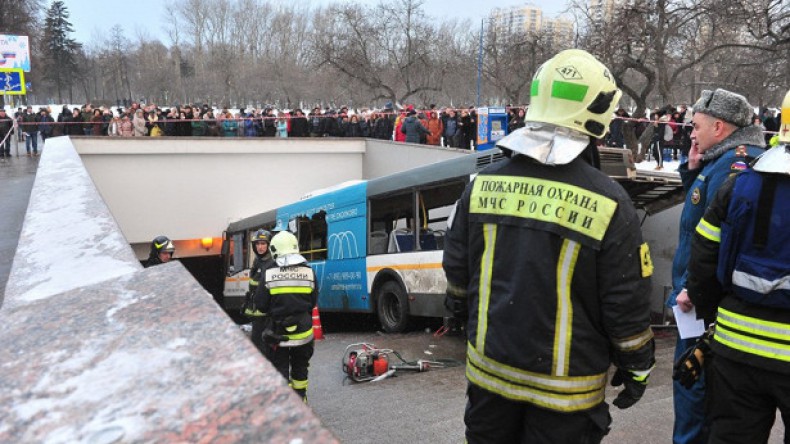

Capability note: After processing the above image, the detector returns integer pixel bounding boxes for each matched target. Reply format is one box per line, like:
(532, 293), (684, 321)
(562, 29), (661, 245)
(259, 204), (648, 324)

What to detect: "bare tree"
(311, 0), (445, 106)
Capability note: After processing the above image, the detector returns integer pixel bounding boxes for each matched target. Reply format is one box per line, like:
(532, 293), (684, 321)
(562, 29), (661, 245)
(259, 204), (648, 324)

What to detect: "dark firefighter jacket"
(254, 263), (318, 346)
(245, 253), (275, 316)
(443, 153), (655, 413)
(688, 170), (790, 375)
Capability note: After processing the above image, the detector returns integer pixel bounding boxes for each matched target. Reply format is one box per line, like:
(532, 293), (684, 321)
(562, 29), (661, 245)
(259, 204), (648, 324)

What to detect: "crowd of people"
(606, 105), (782, 170)
(0, 101), (538, 156)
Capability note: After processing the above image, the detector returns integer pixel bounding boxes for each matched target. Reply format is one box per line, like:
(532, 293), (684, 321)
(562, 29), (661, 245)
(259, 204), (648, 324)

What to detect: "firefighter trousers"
(464, 383), (611, 444)
(708, 355), (790, 444)
(270, 341), (314, 400)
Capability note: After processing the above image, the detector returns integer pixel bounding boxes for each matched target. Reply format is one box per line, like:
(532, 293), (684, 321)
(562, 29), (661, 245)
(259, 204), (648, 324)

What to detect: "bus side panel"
(316, 211), (370, 312)
(366, 251), (448, 317)
(314, 258), (370, 311)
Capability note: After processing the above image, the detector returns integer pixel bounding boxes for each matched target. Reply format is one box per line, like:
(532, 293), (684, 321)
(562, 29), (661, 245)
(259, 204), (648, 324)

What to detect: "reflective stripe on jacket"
(255, 263), (318, 346)
(443, 154), (654, 412)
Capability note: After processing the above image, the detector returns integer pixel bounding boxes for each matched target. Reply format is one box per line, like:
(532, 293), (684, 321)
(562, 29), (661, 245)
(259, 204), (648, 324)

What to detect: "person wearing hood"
(254, 230), (317, 402)
(668, 88), (765, 444)
(443, 49), (655, 444)
(399, 109), (430, 143)
(145, 236), (175, 267)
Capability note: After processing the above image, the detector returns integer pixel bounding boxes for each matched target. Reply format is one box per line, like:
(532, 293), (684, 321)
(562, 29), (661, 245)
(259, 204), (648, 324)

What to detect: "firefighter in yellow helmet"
(686, 88), (790, 443)
(244, 229), (275, 356)
(254, 230), (317, 401)
(442, 49), (655, 443)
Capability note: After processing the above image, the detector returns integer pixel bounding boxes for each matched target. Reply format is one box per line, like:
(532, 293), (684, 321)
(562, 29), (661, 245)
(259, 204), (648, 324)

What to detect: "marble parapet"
(1, 137), (338, 443)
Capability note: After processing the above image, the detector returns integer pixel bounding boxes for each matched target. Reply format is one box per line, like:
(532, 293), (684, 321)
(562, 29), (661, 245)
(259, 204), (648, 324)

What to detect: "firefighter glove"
(444, 294), (468, 318)
(611, 366), (652, 409)
(673, 331), (712, 389)
(262, 329), (285, 345)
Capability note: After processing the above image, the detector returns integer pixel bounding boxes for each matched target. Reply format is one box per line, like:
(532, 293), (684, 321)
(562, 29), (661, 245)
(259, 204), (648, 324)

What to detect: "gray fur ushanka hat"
(693, 88), (753, 128)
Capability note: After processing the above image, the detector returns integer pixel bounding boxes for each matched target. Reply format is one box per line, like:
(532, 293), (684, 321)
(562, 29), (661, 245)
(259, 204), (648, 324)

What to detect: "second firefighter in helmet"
(245, 229), (275, 356)
(254, 231), (317, 401)
(146, 235), (175, 267)
(442, 49), (654, 444)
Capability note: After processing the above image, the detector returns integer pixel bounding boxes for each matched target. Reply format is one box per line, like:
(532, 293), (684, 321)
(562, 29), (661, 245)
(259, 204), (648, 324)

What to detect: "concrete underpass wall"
(1, 136), (338, 443)
(75, 137), (367, 248)
(363, 139), (469, 178)
(74, 136), (466, 260)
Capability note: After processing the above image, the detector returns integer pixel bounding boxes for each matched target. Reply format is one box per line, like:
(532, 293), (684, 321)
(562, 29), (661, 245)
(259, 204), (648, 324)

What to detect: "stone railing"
(0, 137), (338, 443)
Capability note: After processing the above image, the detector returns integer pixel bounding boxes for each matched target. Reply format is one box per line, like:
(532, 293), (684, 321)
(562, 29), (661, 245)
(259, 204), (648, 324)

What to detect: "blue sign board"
(0, 68), (26, 95)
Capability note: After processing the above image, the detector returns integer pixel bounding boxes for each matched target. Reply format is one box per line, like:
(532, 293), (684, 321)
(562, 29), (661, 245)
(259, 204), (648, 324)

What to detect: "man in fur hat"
(669, 88), (766, 444)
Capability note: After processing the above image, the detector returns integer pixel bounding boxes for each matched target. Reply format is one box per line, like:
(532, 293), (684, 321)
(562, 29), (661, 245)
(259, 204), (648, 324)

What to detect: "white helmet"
(498, 49), (621, 165)
(269, 231), (307, 266)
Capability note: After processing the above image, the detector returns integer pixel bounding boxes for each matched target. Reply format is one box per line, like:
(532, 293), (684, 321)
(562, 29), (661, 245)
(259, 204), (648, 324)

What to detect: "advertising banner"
(0, 35), (31, 72)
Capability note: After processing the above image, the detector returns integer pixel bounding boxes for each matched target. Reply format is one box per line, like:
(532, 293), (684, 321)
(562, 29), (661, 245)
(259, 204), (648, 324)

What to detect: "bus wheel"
(376, 281), (411, 333)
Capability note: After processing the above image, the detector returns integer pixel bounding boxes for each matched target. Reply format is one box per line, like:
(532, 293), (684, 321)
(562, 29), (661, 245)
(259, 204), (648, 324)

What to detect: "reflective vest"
(263, 263), (317, 347)
(716, 170), (790, 308)
(700, 170), (790, 373)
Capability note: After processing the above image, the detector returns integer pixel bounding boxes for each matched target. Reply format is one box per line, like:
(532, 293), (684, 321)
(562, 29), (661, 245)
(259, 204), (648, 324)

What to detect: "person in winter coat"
(255, 231), (318, 402)
(90, 109), (104, 136)
(394, 112), (407, 142)
(108, 116), (122, 137)
(425, 111), (444, 145)
(119, 115), (134, 137)
(607, 108), (628, 147)
(244, 230), (276, 357)
(289, 109), (308, 137)
(221, 111), (238, 137)
(508, 107), (526, 133)
(0, 108), (12, 158)
(38, 108), (55, 144)
(372, 112), (394, 140)
(132, 110), (148, 136)
(458, 109), (473, 149)
(668, 88), (765, 444)
(344, 114), (365, 137)
(443, 109), (460, 147)
(443, 49), (655, 444)
(399, 110), (430, 144)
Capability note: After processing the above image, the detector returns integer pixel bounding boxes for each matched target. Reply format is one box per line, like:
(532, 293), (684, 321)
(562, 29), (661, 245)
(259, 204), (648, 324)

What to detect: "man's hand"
(676, 289), (694, 313)
(611, 367), (652, 409)
(688, 140), (702, 170)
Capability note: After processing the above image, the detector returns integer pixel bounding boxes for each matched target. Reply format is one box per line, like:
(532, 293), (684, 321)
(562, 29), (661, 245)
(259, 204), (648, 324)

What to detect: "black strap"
(753, 175), (777, 249)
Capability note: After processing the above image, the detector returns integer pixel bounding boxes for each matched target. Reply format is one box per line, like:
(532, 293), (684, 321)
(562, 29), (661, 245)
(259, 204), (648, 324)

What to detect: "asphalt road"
(304, 317), (785, 444)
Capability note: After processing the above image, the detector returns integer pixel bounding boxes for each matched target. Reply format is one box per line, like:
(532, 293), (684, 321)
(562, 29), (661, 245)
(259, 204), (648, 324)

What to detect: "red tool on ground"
(341, 343), (446, 383)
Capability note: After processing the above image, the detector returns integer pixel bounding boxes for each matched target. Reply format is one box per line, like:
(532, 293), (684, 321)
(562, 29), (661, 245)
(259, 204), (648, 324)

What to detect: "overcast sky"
(63, 0), (570, 45)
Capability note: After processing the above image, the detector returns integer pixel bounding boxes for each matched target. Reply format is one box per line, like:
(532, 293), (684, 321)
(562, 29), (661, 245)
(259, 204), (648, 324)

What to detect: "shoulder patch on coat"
(734, 145), (748, 157)
(640, 243), (654, 278)
(690, 187), (701, 205)
(730, 161), (748, 171)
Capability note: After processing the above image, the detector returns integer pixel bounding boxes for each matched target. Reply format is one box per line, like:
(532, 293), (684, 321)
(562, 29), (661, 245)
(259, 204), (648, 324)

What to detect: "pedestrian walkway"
(0, 153), (38, 305)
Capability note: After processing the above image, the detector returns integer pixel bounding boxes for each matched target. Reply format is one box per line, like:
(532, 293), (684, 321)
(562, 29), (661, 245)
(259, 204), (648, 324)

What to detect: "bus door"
(223, 231), (249, 310)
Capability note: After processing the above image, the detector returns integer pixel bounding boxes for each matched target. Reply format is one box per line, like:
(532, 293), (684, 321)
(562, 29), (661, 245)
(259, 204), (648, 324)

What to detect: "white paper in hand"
(673, 305), (705, 339)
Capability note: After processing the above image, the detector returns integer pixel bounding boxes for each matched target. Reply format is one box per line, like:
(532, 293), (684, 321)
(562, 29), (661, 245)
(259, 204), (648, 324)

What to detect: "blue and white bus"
(222, 149), (507, 332)
(220, 147), (685, 332)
